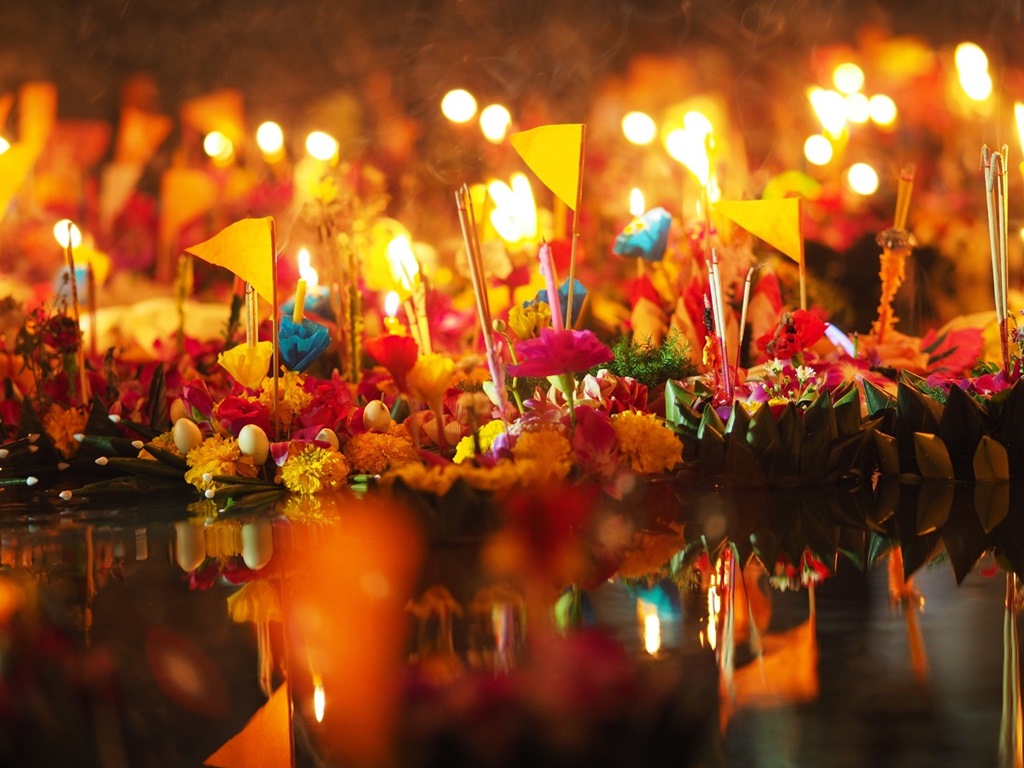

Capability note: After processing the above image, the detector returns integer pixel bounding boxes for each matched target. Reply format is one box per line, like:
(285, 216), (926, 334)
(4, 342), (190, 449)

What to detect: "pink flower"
(507, 328), (613, 378)
(580, 370), (647, 414)
(571, 406), (619, 477)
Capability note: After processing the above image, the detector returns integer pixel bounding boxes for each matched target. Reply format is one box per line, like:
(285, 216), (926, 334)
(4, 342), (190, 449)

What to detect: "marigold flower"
(278, 442), (349, 494)
(259, 370), (313, 427)
(343, 431), (420, 475)
(453, 419), (508, 464)
(610, 411), (683, 474)
(42, 403), (89, 459)
(184, 434), (258, 491)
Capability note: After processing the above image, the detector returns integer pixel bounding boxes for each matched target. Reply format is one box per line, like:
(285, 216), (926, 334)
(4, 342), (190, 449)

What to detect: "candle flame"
(312, 674), (325, 723)
(665, 112), (714, 189)
(384, 290), (400, 318)
(488, 173), (537, 243)
(297, 247), (319, 287)
(53, 219), (82, 249)
(629, 188), (645, 218)
(638, 599), (661, 656)
(1015, 103), (1024, 156)
(386, 235), (420, 292)
(808, 87), (847, 137)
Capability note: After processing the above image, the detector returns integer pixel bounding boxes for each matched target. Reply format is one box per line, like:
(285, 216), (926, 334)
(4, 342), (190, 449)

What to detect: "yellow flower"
(453, 419), (507, 464)
(279, 442), (349, 494)
(139, 431), (181, 461)
(615, 522), (687, 580)
(611, 411), (683, 474)
(510, 429), (573, 484)
(259, 370), (313, 427)
(42, 403), (89, 459)
(218, 341), (274, 390)
(407, 353), (456, 405)
(387, 423), (414, 442)
(184, 434), (258, 491)
(384, 463), (457, 496)
(343, 431), (420, 475)
(507, 302), (551, 341)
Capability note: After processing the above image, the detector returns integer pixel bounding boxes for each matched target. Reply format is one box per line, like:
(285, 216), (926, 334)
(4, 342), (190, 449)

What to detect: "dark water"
(0, 487), (1018, 767)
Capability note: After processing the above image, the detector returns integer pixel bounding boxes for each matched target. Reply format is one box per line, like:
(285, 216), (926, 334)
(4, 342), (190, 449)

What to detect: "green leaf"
(103, 456), (188, 480)
(898, 380), (944, 435)
(833, 385), (863, 437)
(913, 432), (954, 480)
(974, 435), (1010, 482)
(747, 401), (781, 453)
(863, 379), (896, 418)
(803, 389), (837, 438)
(938, 384), (985, 479)
(147, 364), (169, 433)
(724, 402), (751, 439)
(776, 403), (803, 464)
(874, 432), (900, 476)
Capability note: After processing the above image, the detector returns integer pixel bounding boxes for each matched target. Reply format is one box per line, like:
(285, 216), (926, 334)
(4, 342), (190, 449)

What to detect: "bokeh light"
(868, 94), (898, 126)
(804, 135), (833, 165)
(306, 131), (339, 161)
(203, 131), (234, 164)
(441, 89), (477, 123)
(53, 219), (83, 249)
(479, 104), (511, 143)
(622, 111), (657, 145)
(808, 88), (847, 136)
(256, 121), (284, 155)
(833, 62), (865, 94)
(846, 162), (879, 195)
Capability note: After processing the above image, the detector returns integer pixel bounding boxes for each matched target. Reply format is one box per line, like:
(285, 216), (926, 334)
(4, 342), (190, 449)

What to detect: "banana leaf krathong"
(665, 379), (878, 488)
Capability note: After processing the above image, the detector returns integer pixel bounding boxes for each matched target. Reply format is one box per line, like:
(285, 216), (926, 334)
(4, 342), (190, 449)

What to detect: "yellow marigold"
(42, 404), (89, 459)
(343, 431), (420, 475)
(407, 353), (456, 405)
(279, 442), (349, 494)
(615, 522), (687, 581)
(139, 431), (182, 461)
(259, 370), (312, 427)
(384, 463), (457, 496)
(511, 429), (573, 484)
(184, 434), (258, 491)
(611, 411), (683, 474)
(453, 419), (508, 464)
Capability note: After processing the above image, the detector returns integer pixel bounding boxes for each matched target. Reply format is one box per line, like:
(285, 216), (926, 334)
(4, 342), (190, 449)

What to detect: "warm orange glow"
(479, 104), (511, 143)
(487, 173), (537, 243)
(306, 130), (339, 161)
(203, 131), (233, 164)
(386, 234), (420, 291)
(846, 162), (880, 195)
(313, 674), (326, 723)
(629, 187), (645, 217)
(53, 218), (82, 249)
(256, 121), (284, 156)
(622, 111), (657, 145)
(804, 134), (833, 165)
(833, 62), (865, 94)
(384, 290), (400, 318)
(808, 87), (847, 137)
(638, 599), (661, 656)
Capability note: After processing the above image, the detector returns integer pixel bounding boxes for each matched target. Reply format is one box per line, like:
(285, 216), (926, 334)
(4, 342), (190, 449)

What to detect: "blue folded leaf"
(279, 316), (332, 372)
(612, 207), (672, 262)
(527, 278), (587, 327)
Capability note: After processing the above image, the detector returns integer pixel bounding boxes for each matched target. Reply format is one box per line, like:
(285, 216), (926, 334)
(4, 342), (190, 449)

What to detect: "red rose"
(215, 395), (272, 438)
(756, 309), (826, 360)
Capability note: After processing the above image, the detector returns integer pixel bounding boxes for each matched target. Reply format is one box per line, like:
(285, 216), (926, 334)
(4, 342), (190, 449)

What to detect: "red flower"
(215, 395), (272, 437)
(756, 309), (826, 360)
(365, 333), (419, 392)
(507, 328), (613, 378)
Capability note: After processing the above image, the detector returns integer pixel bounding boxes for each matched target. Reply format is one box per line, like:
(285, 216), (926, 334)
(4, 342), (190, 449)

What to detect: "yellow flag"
(18, 81), (57, 153)
(204, 684), (290, 768)
(714, 197), (804, 266)
(186, 217), (275, 302)
(509, 123), (584, 210)
(0, 144), (37, 220)
(116, 105), (173, 164)
(181, 88), (246, 146)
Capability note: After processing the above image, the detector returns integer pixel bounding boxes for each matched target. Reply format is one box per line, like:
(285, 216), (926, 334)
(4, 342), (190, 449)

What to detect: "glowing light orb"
(203, 131), (233, 163)
(868, 94), (898, 126)
(804, 135), (833, 166)
(833, 62), (865, 94)
(305, 131), (339, 161)
(955, 42), (992, 101)
(479, 104), (512, 143)
(629, 187), (645, 217)
(297, 247), (319, 287)
(441, 89), (477, 123)
(0, 136), (9, 154)
(256, 121), (284, 155)
(808, 88), (847, 137)
(384, 290), (401, 318)
(846, 163), (879, 195)
(621, 111), (657, 145)
(845, 93), (870, 123)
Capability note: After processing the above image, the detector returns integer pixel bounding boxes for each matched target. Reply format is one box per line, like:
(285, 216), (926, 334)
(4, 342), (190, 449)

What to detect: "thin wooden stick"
(565, 125), (586, 329)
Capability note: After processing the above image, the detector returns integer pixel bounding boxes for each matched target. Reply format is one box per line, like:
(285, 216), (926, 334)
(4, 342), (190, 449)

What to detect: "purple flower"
(507, 328), (613, 378)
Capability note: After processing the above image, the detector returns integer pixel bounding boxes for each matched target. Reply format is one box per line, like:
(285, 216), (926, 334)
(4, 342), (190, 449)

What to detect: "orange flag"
(0, 144), (38, 220)
(116, 105), (173, 165)
(160, 167), (219, 250)
(204, 684), (290, 768)
(181, 88), (246, 146)
(509, 123), (584, 210)
(18, 81), (57, 153)
(714, 197), (804, 266)
(185, 217), (275, 302)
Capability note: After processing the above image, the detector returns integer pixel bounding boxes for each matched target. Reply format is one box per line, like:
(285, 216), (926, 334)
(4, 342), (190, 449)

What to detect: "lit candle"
(383, 290), (402, 334)
(293, 279), (307, 324)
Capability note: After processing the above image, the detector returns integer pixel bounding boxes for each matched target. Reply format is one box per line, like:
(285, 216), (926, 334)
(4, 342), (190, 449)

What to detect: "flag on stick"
(714, 197), (806, 309)
(185, 217), (275, 302)
(509, 124), (584, 211)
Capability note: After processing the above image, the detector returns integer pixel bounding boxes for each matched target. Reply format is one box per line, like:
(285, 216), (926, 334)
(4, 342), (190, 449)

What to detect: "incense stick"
(565, 125), (586, 330)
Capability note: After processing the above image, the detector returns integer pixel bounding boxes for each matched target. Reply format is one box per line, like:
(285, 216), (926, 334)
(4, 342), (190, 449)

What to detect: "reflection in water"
(0, 483), (1021, 765)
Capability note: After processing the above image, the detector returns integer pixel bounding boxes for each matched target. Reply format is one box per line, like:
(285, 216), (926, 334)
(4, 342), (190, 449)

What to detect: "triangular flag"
(186, 217), (274, 302)
(181, 88), (246, 146)
(714, 197), (804, 266)
(160, 167), (219, 250)
(116, 105), (173, 165)
(99, 162), (144, 232)
(509, 123), (584, 210)
(204, 684), (291, 768)
(0, 144), (38, 220)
